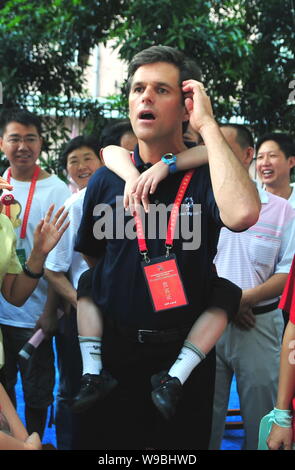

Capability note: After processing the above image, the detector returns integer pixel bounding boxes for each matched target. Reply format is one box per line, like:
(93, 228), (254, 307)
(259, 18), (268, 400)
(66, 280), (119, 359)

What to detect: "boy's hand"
(124, 161), (169, 214)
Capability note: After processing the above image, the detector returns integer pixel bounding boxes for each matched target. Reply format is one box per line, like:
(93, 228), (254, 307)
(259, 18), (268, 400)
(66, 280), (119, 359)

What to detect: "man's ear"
(245, 147), (255, 166)
(288, 155), (295, 170)
(182, 101), (191, 123)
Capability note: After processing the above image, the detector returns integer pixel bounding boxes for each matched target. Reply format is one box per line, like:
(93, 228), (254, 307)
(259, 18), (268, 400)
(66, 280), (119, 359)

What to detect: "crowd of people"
(0, 45), (294, 451)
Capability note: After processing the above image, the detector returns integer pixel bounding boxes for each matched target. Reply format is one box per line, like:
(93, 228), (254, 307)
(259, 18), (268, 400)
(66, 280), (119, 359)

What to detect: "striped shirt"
(215, 185), (295, 307)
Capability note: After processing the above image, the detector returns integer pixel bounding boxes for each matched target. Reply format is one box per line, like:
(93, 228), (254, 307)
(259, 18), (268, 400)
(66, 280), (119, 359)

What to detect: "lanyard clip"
(165, 245), (172, 258)
(141, 251), (150, 264)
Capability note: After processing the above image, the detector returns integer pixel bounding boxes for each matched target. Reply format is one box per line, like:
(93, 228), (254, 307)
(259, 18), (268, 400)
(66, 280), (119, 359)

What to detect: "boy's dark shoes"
(72, 370), (118, 413)
(151, 370), (182, 420)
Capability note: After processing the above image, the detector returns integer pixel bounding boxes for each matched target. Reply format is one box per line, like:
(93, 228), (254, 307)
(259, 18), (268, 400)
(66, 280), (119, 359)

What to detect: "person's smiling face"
(0, 122), (42, 174)
(66, 146), (102, 190)
(256, 140), (295, 188)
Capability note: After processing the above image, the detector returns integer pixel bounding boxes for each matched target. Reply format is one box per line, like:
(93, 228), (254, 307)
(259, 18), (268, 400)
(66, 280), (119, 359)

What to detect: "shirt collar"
(132, 141), (197, 173)
(254, 180), (269, 203)
(132, 145), (152, 173)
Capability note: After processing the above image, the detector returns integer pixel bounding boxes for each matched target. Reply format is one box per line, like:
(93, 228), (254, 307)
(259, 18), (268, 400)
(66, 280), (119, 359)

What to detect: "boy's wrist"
(161, 153), (178, 174)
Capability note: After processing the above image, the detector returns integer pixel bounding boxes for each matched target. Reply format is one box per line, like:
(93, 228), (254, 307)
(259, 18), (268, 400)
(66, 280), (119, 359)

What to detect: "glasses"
(5, 136), (40, 146)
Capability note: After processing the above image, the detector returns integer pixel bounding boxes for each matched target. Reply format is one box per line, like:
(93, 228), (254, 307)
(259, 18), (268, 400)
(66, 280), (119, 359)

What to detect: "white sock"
(79, 336), (102, 376)
(168, 340), (206, 385)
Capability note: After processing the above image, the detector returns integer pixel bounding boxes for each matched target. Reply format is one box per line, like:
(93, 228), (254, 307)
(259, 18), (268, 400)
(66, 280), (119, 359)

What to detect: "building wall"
(84, 40), (127, 99)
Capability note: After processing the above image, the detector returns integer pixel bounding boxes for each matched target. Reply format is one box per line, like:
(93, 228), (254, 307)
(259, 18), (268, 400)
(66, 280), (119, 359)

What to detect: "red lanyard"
(134, 169), (195, 261)
(6, 165), (40, 239)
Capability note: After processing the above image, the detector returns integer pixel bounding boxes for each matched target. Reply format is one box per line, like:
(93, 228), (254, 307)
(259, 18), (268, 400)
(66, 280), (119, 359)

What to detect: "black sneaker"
(72, 370), (118, 413)
(151, 370), (182, 420)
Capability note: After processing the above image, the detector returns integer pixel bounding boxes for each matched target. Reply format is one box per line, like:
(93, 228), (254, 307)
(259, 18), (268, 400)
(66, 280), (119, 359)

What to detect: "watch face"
(162, 153), (174, 161)
(162, 153), (177, 164)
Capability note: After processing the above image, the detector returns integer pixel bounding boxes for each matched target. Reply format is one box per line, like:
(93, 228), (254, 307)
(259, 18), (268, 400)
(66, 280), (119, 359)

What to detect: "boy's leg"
(152, 278), (241, 420)
(77, 297), (103, 376)
(72, 269), (117, 413)
(169, 307), (227, 384)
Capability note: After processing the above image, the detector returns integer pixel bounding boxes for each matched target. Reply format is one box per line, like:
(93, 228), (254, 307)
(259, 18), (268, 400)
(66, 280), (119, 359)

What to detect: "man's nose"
(17, 139), (30, 150)
(261, 154), (271, 165)
(142, 86), (154, 102)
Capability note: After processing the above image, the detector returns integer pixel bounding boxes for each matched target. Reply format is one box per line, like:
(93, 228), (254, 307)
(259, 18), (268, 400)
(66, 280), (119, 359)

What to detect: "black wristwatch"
(23, 262), (44, 279)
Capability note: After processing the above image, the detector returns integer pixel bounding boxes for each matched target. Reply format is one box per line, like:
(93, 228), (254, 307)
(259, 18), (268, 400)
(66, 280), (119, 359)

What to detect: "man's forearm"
(244, 273), (288, 306)
(200, 121), (261, 231)
(45, 269), (77, 309)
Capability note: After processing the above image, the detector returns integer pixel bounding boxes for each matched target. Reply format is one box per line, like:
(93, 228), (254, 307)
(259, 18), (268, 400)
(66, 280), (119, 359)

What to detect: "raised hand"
(33, 204), (70, 256)
(182, 79), (214, 134)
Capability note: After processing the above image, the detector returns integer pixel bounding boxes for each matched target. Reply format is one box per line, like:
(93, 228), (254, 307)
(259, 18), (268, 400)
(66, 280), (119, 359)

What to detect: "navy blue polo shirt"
(75, 145), (223, 330)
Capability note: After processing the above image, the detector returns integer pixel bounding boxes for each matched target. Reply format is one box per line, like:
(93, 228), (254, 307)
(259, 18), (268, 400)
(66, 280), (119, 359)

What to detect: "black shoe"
(72, 370), (118, 413)
(151, 370), (182, 420)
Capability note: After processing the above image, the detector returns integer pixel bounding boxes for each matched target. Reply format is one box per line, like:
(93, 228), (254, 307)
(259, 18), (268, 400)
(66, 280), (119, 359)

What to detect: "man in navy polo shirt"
(74, 46), (260, 450)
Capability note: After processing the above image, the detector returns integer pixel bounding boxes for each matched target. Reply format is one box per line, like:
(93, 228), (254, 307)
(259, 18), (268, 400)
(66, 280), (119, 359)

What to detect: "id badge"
(142, 254), (188, 312)
(16, 248), (26, 268)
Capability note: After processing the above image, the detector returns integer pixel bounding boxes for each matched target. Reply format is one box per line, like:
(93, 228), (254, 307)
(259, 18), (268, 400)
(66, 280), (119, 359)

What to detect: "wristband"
(273, 407), (292, 428)
(161, 153), (178, 174)
(23, 262), (44, 279)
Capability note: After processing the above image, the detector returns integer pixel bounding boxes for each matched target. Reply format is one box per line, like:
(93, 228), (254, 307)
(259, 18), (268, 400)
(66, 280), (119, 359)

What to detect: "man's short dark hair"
(126, 45), (202, 96)
(0, 109), (43, 136)
(59, 135), (101, 169)
(100, 119), (135, 147)
(221, 123), (254, 148)
(255, 132), (295, 159)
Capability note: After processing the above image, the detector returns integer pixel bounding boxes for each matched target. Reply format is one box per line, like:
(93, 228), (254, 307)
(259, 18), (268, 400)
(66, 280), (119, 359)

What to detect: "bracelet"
(23, 262), (44, 279)
(273, 407), (292, 428)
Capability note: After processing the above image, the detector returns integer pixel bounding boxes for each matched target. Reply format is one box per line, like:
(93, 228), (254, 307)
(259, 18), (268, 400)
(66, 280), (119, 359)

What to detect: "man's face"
(256, 140), (295, 187)
(0, 122), (42, 172)
(220, 127), (252, 168)
(128, 62), (189, 144)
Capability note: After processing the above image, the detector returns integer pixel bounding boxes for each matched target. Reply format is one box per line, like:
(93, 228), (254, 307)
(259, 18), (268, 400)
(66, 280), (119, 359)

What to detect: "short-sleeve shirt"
(288, 185), (295, 210)
(0, 213), (22, 288)
(45, 188), (88, 289)
(75, 145), (223, 330)
(0, 174), (71, 328)
(215, 186), (295, 306)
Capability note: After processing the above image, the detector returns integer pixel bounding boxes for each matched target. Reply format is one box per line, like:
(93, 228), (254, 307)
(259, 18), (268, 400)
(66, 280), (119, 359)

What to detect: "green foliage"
(0, 0), (294, 178)
(0, 0), (127, 173)
(109, 0), (295, 138)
